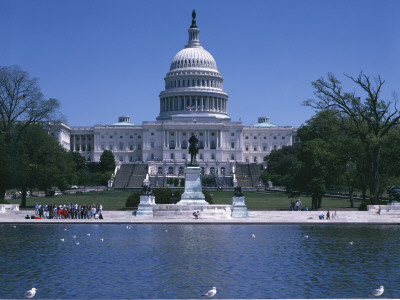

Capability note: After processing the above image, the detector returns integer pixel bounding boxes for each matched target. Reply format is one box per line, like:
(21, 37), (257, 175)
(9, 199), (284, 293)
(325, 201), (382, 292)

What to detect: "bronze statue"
(234, 186), (243, 197)
(191, 9), (197, 28)
(188, 134), (199, 165)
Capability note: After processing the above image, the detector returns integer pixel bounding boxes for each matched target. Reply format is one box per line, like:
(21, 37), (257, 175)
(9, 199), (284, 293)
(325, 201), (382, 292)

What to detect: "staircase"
(235, 163), (264, 187)
(114, 164), (148, 188)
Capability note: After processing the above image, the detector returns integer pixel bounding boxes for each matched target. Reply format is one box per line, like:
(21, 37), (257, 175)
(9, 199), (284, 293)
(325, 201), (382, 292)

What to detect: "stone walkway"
(1, 208), (399, 224)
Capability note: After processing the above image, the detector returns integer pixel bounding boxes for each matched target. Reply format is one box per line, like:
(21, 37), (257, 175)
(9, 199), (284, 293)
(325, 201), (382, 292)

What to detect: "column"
(201, 96), (204, 111)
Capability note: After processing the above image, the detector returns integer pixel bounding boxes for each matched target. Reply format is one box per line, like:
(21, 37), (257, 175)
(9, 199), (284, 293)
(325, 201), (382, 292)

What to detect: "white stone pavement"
(1, 208), (399, 224)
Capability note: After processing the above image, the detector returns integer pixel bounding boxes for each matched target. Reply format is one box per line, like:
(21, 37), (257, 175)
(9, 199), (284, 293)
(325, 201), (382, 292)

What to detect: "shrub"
(125, 191), (141, 208)
(358, 201), (369, 211)
(153, 188), (183, 204)
(203, 190), (213, 204)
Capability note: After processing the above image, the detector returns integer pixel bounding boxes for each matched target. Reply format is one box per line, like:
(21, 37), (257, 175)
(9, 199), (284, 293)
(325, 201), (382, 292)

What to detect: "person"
(326, 210), (330, 220)
(193, 211), (198, 219)
(319, 214), (324, 220)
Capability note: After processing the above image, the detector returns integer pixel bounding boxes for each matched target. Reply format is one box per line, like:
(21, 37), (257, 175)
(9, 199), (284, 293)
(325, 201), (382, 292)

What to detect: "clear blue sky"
(1, 0), (399, 128)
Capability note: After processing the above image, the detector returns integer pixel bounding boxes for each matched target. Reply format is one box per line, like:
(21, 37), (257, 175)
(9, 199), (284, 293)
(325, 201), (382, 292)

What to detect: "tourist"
(326, 210), (330, 220)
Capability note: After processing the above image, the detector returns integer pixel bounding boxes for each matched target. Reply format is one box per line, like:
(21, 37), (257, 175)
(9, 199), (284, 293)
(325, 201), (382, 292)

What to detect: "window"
(254, 146), (257, 151)
(254, 157), (257, 163)
(245, 145), (249, 151)
(119, 142), (124, 150)
(158, 167), (163, 175)
(179, 167), (184, 175)
(245, 157), (249, 163)
(110, 136), (113, 139)
(273, 136), (277, 140)
(264, 136), (266, 140)
(101, 144), (105, 150)
(87, 145), (91, 151)
(129, 156), (133, 162)
(151, 132), (154, 136)
(254, 136), (257, 139)
(200, 132), (203, 136)
(109, 144), (113, 150)
(138, 135), (141, 139)
(169, 140), (175, 149)
(231, 153), (235, 160)
(151, 153), (154, 160)
(263, 145), (267, 151)
(282, 136), (285, 140)
(211, 132), (215, 136)
(199, 153), (203, 159)
(210, 167), (215, 175)
(138, 145), (141, 150)
(151, 142), (155, 149)
(76, 146), (80, 151)
(221, 167), (226, 175)
(231, 142), (235, 149)
(168, 167), (173, 174)
(183, 132), (186, 136)
(231, 132), (234, 136)
(101, 135), (105, 139)
(171, 132), (174, 136)
(130, 136), (133, 139)
(120, 136), (123, 139)
(119, 156), (123, 162)
(211, 153), (215, 160)
(274, 145), (277, 150)
(129, 144), (133, 150)
(245, 136), (249, 140)
(170, 153), (174, 159)
(82, 145), (86, 151)
(87, 156), (91, 161)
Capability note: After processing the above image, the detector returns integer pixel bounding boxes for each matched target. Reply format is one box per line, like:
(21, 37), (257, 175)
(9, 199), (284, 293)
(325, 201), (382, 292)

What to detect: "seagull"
(64, 229), (67, 231)
(202, 287), (217, 297)
(23, 287), (36, 298)
(349, 241), (354, 245)
(60, 238), (64, 242)
(370, 285), (384, 297)
(304, 235), (309, 238)
(76, 242), (80, 245)
(126, 225), (132, 230)
(13, 225), (16, 228)
(72, 235), (77, 239)
(86, 233), (90, 236)
(251, 234), (255, 238)
(100, 238), (104, 242)
(165, 230), (168, 232)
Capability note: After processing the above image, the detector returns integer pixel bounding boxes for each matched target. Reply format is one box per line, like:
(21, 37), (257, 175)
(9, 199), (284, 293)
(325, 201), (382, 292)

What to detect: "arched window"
(179, 167), (184, 175)
(168, 167), (174, 174)
(158, 167), (163, 175)
(221, 167), (226, 175)
(210, 167), (215, 175)
(169, 140), (175, 149)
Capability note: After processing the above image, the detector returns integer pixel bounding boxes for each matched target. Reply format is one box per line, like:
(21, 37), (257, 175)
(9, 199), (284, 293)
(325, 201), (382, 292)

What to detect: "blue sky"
(1, 0), (399, 128)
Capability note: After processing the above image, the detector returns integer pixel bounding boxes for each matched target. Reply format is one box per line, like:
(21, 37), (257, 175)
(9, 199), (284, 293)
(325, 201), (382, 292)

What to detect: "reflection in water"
(0, 224), (399, 299)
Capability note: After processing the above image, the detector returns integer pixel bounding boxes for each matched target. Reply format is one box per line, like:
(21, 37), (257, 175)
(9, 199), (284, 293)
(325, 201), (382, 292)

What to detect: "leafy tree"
(15, 124), (75, 206)
(288, 139), (338, 209)
(261, 144), (300, 186)
(69, 151), (89, 186)
(0, 65), (60, 200)
(304, 72), (400, 204)
(99, 150), (115, 173)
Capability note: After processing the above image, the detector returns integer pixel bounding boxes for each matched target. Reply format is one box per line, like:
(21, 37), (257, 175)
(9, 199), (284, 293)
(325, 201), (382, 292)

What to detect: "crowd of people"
(31, 203), (103, 219)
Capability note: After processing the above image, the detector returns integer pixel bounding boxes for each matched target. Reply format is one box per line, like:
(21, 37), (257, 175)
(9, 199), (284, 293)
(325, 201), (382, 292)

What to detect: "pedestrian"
(326, 210), (330, 220)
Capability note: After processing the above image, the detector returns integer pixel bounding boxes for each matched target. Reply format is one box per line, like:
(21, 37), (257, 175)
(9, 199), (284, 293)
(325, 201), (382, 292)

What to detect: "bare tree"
(304, 72), (400, 204)
(0, 65), (61, 200)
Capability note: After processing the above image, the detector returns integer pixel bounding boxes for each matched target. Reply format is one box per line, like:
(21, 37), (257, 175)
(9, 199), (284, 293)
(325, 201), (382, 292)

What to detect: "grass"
(8, 189), (360, 211)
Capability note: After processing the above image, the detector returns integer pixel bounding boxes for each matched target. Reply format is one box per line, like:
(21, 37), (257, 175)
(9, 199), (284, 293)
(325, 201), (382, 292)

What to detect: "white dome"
(170, 47), (218, 71)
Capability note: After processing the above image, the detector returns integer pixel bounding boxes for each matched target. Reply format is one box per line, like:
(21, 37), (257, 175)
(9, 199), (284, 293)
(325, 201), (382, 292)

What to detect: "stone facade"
(48, 13), (298, 183)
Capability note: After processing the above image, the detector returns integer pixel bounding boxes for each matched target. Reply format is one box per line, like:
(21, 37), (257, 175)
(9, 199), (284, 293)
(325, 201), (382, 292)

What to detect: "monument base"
(153, 204), (232, 218)
(135, 195), (155, 217)
(177, 165), (208, 205)
(231, 196), (248, 218)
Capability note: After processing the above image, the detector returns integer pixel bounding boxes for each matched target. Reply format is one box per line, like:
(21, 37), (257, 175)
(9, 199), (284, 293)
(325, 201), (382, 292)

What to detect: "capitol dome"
(157, 10), (230, 121)
(169, 47), (218, 72)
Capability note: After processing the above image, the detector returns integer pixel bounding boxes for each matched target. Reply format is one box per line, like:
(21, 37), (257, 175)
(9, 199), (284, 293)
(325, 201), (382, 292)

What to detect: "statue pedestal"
(231, 196), (248, 218)
(177, 166), (208, 205)
(136, 195), (155, 217)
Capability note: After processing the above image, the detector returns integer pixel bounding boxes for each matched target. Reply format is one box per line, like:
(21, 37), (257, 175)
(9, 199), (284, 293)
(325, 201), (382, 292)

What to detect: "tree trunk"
(0, 187), (5, 201)
(21, 187), (27, 208)
(317, 195), (322, 209)
(311, 195), (317, 210)
(369, 146), (380, 204)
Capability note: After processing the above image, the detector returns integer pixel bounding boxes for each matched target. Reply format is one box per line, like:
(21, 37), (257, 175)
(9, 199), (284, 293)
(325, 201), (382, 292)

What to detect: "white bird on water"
(72, 235), (77, 239)
(86, 233), (90, 236)
(370, 285), (384, 297)
(349, 241), (354, 245)
(304, 235), (309, 238)
(251, 234), (255, 238)
(100, 238), (104, 242)
(60, 238), (64, 242)
(24, 287), (37, 298)
(202, 287), (217, 297)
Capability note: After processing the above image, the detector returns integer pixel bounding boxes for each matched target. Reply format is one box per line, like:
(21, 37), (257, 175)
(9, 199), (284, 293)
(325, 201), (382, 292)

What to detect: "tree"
(69, 151), (89, 186)
(99, 150), (115, 173)
(304, 72), (400, 204)
(0, 65), (61, 200)
(15, 124), (76, 206)
(261, 144), (300, 187)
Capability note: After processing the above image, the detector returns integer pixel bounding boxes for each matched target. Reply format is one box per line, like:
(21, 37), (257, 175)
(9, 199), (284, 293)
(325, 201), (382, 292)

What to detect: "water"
(1, 224), (399, 299)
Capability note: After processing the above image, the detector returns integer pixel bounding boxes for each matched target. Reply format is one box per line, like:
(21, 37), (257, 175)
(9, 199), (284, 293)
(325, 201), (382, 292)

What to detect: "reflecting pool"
(1, 224), (399, 299)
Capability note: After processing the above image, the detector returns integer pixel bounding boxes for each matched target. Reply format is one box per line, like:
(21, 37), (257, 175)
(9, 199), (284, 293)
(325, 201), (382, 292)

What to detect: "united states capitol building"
(49, 12), (298, 188)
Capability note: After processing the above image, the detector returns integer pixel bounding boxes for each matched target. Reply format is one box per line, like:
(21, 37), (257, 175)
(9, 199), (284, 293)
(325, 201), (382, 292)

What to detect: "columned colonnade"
(160, 95), (227, 113)
(162, 129), (222, 149)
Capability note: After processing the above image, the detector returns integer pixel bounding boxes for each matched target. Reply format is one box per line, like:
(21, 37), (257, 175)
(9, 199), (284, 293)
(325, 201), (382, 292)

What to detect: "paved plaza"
(1, 208), (399, 224)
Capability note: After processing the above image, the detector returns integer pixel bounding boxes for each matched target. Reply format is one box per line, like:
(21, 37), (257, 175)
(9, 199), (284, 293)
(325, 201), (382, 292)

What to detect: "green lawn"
(9, 189), (359, 210)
